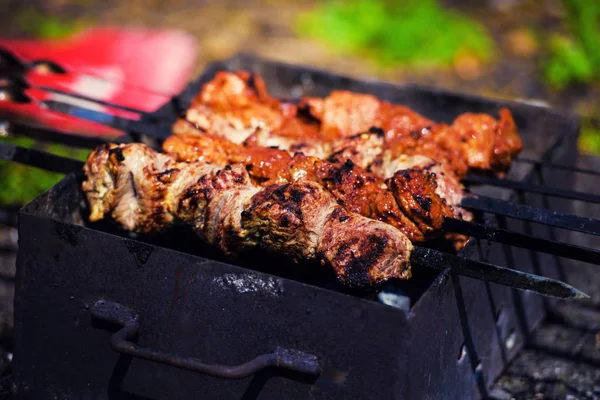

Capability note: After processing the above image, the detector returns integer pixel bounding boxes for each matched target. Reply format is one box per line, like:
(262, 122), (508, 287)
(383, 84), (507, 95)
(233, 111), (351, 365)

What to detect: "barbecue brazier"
(13, 54), (580, 399)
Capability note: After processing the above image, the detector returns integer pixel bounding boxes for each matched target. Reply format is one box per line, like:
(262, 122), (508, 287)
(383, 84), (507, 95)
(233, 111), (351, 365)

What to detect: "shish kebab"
(0, 141), (591, 297)
(79, 141), (587, 298)
(162, 70), (515, 251)
(172, 70), (523, 181)
(1, 137), (595, 298)
(163, 132), (472, 249)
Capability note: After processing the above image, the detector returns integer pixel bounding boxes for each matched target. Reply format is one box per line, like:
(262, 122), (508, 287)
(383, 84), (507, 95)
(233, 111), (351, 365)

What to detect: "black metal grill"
(3, 53), (599, 399)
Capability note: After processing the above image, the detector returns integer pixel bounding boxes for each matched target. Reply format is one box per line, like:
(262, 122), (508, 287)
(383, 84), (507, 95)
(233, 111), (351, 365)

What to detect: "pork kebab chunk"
(450, 108), (522, 174)
(370, 153), (473, 222)
(163, 133), (469, 246)
(173, 70), (321, 143)
(82, 143), (413, 288)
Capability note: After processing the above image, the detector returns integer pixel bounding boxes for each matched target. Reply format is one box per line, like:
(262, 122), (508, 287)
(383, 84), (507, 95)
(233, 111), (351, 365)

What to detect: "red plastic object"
(0, 27), (198, 138)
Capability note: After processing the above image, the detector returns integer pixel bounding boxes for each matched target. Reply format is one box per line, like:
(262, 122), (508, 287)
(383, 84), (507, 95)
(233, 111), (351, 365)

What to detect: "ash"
(212, 272), (284, 298)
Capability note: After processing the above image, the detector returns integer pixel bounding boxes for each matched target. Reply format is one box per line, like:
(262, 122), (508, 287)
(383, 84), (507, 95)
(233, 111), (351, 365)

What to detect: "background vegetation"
(295, 0), (495, 71)
(1, 0), (599, 207)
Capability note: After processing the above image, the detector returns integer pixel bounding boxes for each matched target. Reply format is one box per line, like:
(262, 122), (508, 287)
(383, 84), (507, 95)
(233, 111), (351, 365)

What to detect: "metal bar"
(0, 141), (83, 174)
(91, 300), (321, 379)
(411, 247), (588, 299)
(39, 86), (151, 115)
(42, 100), (172, 140)
(1, 73), (149, 115)
(463, 175), (600, 204)
(516, 157), (600, 177)
(1, 79), (172, 140)
(443, 217), (600, 265)
(7, 121), (116, 149)
(462, 195), (600, 237)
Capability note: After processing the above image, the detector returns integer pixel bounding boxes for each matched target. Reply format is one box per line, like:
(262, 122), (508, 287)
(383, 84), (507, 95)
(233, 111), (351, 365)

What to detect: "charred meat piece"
(286, 153), (426, 242)
(492, 108), (522, 174)
(162, 132), (234, 165)
(328, 130), (386, 170)
(172, 70), (285, 143)
(387, 168), (453, 238)
(451, 113), (499, 172)
(243, 128), (332, 159)
(450, 110), (523, 175)
(82, 142), (181, 233)
(82, 143), (413, 288)
(381, 123), (470, 179)
(316, 91), (384, 140)
(371, 153), (472, 249)
(370, 153), (473, 222)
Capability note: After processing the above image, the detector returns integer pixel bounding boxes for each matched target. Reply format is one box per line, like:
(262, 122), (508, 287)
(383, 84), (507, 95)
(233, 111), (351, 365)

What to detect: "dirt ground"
(0, 0), (599, 398)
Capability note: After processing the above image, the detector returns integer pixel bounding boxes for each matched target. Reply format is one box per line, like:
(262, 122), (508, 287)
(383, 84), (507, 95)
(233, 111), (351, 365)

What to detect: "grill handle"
(91, 300), (320, 379)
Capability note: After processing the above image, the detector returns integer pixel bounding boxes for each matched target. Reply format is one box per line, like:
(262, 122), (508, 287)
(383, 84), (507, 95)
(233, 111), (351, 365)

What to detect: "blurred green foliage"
(543, 0), (600, 89)
(16, 7), (85, 39)
(0, 136), (88, 206)
(577, 118), (600, 155)
(295, 0), (495, 69)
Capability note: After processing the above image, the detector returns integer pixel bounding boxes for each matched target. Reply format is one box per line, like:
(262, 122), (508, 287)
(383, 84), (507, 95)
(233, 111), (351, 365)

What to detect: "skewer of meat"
(0, 138), (584, 299)
(173, 70), (522, 178)
(162, 133), (472, 248)
(82, 142), (413, 289)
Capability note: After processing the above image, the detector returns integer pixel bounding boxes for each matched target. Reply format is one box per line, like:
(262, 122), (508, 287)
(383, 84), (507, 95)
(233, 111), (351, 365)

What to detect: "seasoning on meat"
(174, 70), (523, 178)
(82, 143), (413, 289)
(163, 133), (471, 247)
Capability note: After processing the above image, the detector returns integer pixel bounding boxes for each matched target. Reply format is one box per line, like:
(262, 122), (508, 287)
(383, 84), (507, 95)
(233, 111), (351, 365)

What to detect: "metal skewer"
(463, 175), (600, 204)
(411, 247), (587, 299)
(515, 157), (600, 177)
(462, 195), (600, 236)
(443, 217), (600, 265)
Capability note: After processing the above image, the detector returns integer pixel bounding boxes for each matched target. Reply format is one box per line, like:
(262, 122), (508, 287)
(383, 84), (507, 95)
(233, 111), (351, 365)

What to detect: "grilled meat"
(82, 143), (413, 288)
(173, 70), (321, 143)
(174, 71), (522, 177)
(163, 133), (470, 246)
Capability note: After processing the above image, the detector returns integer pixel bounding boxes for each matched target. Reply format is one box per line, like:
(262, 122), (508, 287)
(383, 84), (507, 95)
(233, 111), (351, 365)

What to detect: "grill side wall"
(13, 177), (411, 399)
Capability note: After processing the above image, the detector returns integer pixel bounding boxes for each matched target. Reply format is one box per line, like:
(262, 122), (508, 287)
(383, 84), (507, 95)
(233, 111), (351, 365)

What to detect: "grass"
(15, 6), (86, 39)
(542, 0), (600, 90)
(0, 136), (89, 207)
(294, 0), (495, 70)
(577, 118), (600, 156)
